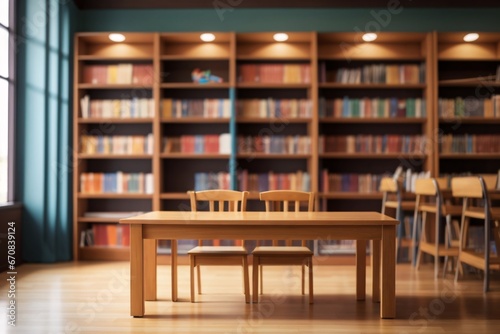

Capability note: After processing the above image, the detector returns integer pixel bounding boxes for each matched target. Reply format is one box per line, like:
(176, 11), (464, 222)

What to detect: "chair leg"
(243, 256), (250, 303)
(434, 212), (440, 279)
(308, 258), (314, 304)
(197, 265), (202, 295)
(259, 265), (263, 295)
(190, 256), (195, 303)
(253, 256), (259, 303)
(301, 264), (305, 295)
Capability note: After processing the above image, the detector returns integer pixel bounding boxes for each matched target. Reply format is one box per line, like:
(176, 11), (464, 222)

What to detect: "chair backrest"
(259, 190), (314, 247)
(189, 189), (248, 212)
(379, 177), (399, 193)
(451, 176), (484, 199)
(379, 177), (403, 214)
(434, 177), (450, 191)
(480, 174), (498, 191)
(414, 178), (438, 196)
(188, 189), (249, 246)
(260, 190), (314, 213)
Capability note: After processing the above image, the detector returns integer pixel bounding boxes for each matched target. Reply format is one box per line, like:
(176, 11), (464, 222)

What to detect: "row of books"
(321, 172), (389, 193)
(318, 135), (426, 154)
(161, 98), (231, 119)
(237, 98), (312, 118)
(194, 172), (230, 191)
(319, 97), (426, 118)
(238, 170), (311, 192)
(321, 168), (431, 194)
(439, 135), (500, 153)
(330, 64), (425, 84)
(438, 97), (500, 118)
(238, 63), (311, 83)
(238, 135), (311, 154)
(80, 172), (154, 194)
(80, 96), (155, 119)
(80, 225), (130, 247)
(82, 63), (154, 85)
(80, 134), (154, 155)
(163, 134), (231, 154)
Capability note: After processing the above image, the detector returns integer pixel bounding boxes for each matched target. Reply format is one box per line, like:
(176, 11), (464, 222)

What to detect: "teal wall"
(16, 0), (78, 262)
(78, 8), (500, 32)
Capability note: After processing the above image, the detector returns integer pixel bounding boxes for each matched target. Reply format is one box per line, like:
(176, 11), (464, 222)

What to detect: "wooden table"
(120, 211), (399, 319)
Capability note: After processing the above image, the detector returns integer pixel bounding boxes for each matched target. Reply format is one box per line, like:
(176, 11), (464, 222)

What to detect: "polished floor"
(1, 260), (499, 333)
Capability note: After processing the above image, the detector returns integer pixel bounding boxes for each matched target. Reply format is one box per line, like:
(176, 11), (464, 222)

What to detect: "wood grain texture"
(2, 262), (500, 333)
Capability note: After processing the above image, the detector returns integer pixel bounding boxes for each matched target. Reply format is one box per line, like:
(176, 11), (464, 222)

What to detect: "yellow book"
(162, 99), (172, 119)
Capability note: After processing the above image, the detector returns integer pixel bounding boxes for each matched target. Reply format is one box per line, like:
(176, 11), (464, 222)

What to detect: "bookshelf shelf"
(320, 118), (426, 124)
(78, 84), (154, 89)
(439, 117), (500, 124)
(237, 153), (311, 159)
(160, 193), (190, 200)
(78, 217), (126, 223)
(319, 153), (427, 159)
(440, 153), (500, 159)
(161, 118), (231, 124)
(318, 83), (426, 89)
(160, 153), (231, 159)
(160, 83), (231, 89)
(77, 193), (154, 199)
(237, 83), (311, 89)
(78, 118), (154, 124)
(319, 192), (383, 200)
(78, 154), (153, 159)
(237, 117), (312, 124)
(78, 55), (154, 61)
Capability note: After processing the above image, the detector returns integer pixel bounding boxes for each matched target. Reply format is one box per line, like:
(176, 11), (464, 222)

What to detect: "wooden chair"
(187, 190), (250, 302)
(452, 176), (500, 292)
(380, 177), (416, 262)
(252, 190), (314, 304)
(413, 178), (462, 278)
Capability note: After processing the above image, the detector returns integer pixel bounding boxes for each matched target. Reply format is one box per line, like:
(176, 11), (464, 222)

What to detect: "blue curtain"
(16, 0), (77, 262)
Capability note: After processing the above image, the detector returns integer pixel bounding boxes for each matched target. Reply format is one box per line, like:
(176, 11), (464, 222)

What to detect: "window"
(0, 0), (13, 203)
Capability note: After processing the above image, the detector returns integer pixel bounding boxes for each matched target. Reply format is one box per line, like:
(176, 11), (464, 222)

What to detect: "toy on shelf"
(191, 68), (223, 84)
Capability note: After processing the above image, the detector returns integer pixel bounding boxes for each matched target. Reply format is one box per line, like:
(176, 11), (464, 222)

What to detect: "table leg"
(381, 225), (396, 319)
(171, 240), (178, 302)
(356, 240), (366, 301)
(130, 225), (144, 317)
(372, 240), (380, 303)
(144, 239), (157, 301)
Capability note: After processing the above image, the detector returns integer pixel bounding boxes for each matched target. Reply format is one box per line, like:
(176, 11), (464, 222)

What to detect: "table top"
(120, 211), (399, 226)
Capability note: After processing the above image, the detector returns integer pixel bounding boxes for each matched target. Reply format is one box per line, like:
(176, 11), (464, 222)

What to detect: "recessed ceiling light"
(362, 33), (378, 42)
(463, 33), (479, 42)
(108, 33), (126, 42)
(273, 33), (289, 42)
(200, 33), (216, 42)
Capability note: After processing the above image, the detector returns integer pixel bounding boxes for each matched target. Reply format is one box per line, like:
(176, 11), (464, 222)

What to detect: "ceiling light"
(463, 33), (479, 42)
(362, 33), (378, 42)
(273, 33), (289, 42)
(108, 33), (126, 42)
(200, 33), (216, 42)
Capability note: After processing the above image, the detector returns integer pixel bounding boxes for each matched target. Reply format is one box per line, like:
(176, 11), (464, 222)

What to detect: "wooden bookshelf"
(73, 31), (500, 261)
(436, 32), (500, 176)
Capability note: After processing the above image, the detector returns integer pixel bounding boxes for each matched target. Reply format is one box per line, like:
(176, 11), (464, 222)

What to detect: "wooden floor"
(1, 261), (500, 333)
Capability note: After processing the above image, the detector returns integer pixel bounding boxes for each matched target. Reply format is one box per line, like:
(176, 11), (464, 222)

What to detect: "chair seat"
(252, 246), (313, 256)
(442, 205), (462, 216)
(492, 207), (500, 220)
(385, 200), (415, 210)
(418, 204), (437, 213)
(188, 246), (247, 255)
